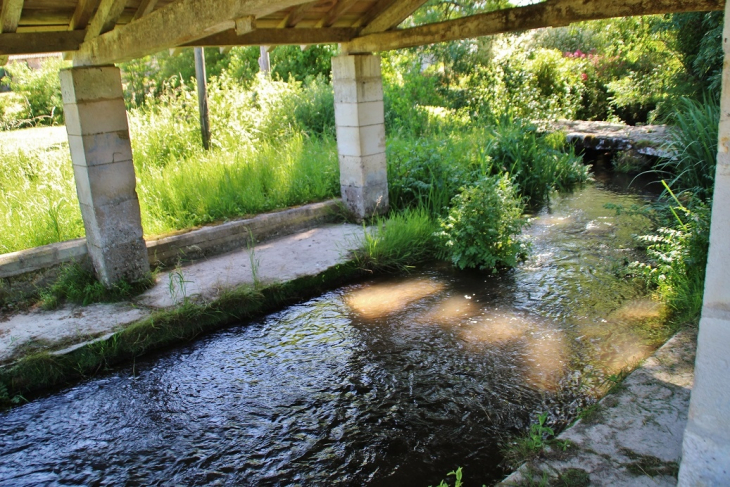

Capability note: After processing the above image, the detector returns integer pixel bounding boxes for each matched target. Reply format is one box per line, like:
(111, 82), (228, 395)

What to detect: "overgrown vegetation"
(629, 97), (718, 327)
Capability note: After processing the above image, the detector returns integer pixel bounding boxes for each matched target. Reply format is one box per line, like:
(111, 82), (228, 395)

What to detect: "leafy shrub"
(438, 175), (528, 271)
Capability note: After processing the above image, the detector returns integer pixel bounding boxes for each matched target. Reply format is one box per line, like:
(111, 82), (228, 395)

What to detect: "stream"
(0, 162), (666, 486)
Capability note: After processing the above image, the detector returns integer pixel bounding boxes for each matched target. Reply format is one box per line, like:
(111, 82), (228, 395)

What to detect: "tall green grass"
(0, 76), (340, 254)
(0, 144), (83, 254)
(655, 96), (719, 200)
(353, 208), (439, 273)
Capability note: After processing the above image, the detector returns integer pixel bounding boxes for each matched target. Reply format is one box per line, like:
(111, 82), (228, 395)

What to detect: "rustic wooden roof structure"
(0, 0), (724, 66)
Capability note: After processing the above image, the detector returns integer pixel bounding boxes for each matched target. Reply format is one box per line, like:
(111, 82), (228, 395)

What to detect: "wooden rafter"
(359, 0), (428, 35)
(346, 0), (725, 53)
(186, 27), (356, 47)
(351, 0), (397, 28)
(0, 0), (23, 33)
(316, 0), (358, 28)
(0, 30), (85, 55)
(73, 0), (314, 65)
(84, 0), (128, 41)
(0, 0), (24, 64)
(69, 0), (103, 30)
(133, 0), (159, 21)
(278, 1), (318, 28)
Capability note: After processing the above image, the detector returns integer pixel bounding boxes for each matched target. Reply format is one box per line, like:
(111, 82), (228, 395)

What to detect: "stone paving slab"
(500, 328), (696, 486)
(0, 223), (364, 363)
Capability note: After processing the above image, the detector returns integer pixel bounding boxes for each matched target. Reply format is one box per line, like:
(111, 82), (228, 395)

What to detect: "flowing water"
(0, 164), (667, 486)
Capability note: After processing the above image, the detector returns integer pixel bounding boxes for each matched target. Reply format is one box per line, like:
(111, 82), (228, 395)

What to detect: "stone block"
(333, 78), (384, 104)
(67, 132), (133, 167)
(341, 182), (388, 220)
(59, 66), (124, 103)
(88, 238), (150, 286)
(63, 99), (130, 137)
(73, 160), (137, 208)
(339, 153), (387, 187)
(80, 198), (145, 250)
(679, 424), (730, 485)
(335, 124), (385, 158)
(686, 316), (730, 433)
(702, 171), (730, 309)
(334, 101), (385, 128)
(331, 55), (381, 81)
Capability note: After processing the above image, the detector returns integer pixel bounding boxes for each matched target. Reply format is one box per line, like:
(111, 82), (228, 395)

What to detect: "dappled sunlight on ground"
(344, 278), (445, 320)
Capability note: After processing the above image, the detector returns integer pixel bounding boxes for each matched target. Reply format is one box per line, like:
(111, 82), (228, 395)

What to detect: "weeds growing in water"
(437, 175), (529, 271)
(430, 467), (468, 487)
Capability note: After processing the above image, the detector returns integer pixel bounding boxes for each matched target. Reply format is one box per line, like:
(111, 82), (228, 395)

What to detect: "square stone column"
(60, 66), (150, 286)
(332, 54), (388, 220)
(679, 1), (730, 483)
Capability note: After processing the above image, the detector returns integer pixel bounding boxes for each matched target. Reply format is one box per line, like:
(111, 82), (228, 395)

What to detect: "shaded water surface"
(0, 169), (665, 486)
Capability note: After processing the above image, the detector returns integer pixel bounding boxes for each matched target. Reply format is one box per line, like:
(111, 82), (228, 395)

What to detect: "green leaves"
(437, 175), (528, 272)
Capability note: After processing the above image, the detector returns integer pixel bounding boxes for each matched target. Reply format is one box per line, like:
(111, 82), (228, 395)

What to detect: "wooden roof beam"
(359, 0), (428, 35)
(351, 0), (397, 28)
(346, 0), (725, 53)
(73, 0), (314, 66)
(185, 27), (356, 47)
(278, 1), (318, 28)
(84, 0), (127, 41)
(0, 30), (86, 56)
(133, 0), (159, 21)
(0, 0), (24, 64)
(69, 0), (103, 30)
(316, 0), (358, 28)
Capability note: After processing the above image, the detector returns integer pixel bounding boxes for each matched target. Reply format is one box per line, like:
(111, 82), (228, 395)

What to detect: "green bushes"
(631, 97), (717, 327)
(634, 189), (710, 326)
(480, 120), (590, 205)
(438, 175), (528, 271)
(0, 58), (68, 130)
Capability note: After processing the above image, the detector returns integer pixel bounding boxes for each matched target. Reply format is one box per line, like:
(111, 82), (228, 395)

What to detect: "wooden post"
(258, 45), (270, 74)
(194, 46), (210, 150)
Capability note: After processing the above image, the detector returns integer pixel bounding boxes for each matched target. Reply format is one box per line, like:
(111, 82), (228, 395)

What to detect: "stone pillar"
(678, 2), (730, 484)
(332, 54), (388, 220)
(59, 66), (150, 286)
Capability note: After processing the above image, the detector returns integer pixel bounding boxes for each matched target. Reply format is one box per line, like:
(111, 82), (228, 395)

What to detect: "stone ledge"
(0, 199), (343, 280)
